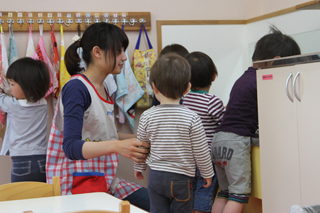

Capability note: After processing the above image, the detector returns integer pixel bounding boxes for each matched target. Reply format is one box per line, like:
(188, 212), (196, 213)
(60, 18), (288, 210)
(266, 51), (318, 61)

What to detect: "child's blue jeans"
(11, 155), (46, 183)
(192, 165), (219, 212)
(148, 169), (193, 213)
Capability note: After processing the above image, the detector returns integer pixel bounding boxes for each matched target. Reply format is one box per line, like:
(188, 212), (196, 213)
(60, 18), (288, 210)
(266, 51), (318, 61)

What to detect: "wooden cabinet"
(256, 62), (320, 213)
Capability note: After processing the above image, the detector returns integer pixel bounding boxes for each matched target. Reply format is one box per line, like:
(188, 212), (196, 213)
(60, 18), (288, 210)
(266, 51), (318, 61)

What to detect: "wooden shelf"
(296, 0), (320, 10)
(0, 11), (151, 32)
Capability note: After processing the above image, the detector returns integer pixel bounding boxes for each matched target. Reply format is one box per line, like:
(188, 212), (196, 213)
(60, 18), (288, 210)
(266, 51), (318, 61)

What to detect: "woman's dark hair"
(252, 25), (301, 62)
(6, 57), (50, 102)
(150, 53), (191, 99)
(65, 22), (129, 75)
(185, 51), (217, 91)
(159, 44), (189, 58)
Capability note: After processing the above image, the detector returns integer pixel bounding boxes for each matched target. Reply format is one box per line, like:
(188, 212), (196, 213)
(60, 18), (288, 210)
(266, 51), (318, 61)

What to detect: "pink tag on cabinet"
(262, 74), (273, 80)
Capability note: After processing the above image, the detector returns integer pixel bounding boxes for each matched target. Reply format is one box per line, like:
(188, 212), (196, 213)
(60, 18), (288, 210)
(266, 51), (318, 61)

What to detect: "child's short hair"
(150, 53), (191, 99)
(6, 57), (50, 102)
(185, 51), (217, 91)
(252, 25), (301, 61)
(159, 44), (189, 58)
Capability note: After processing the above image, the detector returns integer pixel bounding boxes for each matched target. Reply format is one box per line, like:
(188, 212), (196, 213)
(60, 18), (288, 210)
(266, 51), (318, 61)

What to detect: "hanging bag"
(132, 24), (157, 108)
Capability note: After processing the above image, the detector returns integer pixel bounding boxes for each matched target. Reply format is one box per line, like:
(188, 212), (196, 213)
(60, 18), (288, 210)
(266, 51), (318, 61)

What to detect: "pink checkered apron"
(46, 75), (141, 199)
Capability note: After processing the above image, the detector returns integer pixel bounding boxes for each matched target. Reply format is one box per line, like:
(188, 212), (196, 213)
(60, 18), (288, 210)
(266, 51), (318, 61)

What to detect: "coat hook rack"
(75, 18), (82, 24)
(27, 19), (34, 24)
(121, 18), (138, 26)
(84, 18), (92, 25)
(56, 19), (64, 25)
(112, 18), (119, 25)
(37, 19), (44, 24)
(0, 12), (151, 32)
(47, 19), (55, 25)
(94, 18), (101, 23)
(17, 19), (24, 25)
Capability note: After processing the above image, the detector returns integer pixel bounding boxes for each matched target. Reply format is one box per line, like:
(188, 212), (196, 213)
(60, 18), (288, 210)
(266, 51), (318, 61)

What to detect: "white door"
(295, 62), (320, 206)
(257, 65), (301, 213)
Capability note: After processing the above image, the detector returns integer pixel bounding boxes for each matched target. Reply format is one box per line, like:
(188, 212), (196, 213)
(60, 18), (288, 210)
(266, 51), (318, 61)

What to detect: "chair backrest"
(65, 200), (130, 213)
(0, 176), (61, 201)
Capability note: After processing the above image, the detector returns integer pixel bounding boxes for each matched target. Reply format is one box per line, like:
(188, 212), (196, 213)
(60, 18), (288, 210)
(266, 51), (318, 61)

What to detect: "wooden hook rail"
(0, 11), (151, 32)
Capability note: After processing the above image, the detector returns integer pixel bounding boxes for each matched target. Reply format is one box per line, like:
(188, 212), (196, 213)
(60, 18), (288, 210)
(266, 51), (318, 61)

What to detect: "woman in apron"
(46, 22), (150, 211)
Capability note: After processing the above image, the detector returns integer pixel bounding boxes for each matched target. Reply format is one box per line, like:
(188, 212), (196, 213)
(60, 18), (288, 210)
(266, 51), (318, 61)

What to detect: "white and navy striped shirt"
(183, 91), (225, 149)
(134, 104), (214, 178)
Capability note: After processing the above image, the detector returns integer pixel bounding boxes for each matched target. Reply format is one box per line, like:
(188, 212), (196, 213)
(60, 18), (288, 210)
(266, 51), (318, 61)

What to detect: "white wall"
(162, 24), (248, 105)
(247, 10), (320, 58)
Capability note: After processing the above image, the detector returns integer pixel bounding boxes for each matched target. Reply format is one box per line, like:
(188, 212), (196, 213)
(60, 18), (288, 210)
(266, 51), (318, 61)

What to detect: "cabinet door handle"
(293, 71), (301, 102)
(286, 72), (294, 102)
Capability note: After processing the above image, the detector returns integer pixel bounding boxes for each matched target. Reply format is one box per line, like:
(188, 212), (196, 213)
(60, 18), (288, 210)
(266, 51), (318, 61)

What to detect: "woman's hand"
(117, 138), (150, 163)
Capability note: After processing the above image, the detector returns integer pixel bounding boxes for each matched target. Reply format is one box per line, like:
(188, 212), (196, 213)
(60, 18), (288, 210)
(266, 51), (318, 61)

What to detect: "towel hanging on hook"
(114, 24), (144, 132)
(31, 24), (57, 98)
(0, 27), (9, 129)
(26, 24), (35, 57)
(57, 24), (70, 97)
(50, 24), (60, 98)
(7, 23), (18, 66)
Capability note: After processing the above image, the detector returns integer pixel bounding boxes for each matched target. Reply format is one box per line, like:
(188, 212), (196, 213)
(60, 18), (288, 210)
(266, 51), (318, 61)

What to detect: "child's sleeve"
(0, 90), (15, 113)
(208, 96), (225, 123)
(190, 115), (214, 178)
(134, 113), (149, 172)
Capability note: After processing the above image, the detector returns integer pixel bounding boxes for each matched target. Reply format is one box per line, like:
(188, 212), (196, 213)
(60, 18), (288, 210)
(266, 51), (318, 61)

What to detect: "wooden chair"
(0, 176), (61, 201)
(65, 200), (130, 213)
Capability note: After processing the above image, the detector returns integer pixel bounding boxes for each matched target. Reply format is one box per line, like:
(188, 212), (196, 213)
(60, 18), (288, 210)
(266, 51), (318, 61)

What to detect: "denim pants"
(148, 169), (193, 213)
(11, 155), (46, 183)
(123, 187), (150, 212)
(192, 165), (219, 212)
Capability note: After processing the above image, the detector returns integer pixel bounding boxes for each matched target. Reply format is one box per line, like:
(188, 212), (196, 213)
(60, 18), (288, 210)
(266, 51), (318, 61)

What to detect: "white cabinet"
(257, 62), (320, 213)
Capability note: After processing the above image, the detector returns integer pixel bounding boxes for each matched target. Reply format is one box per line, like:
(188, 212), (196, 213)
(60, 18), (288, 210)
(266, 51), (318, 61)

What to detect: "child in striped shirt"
(183, 52), (225, 213)
(134, 53), (214, 213)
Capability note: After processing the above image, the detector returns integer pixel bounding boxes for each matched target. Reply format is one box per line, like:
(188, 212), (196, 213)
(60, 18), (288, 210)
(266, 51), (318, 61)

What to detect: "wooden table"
(0, 192), (148, 213)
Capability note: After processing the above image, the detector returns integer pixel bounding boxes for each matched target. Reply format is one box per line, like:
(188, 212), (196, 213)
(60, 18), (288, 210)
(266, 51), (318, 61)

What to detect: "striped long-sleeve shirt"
(134, 104), (214, 178)
(183, 91), (225, 149)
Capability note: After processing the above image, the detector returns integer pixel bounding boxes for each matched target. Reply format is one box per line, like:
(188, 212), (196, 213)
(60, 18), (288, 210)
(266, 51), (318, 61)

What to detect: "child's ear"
(152, 83), (159, 94)
(183, 82), (191, 95)
(212, 73), (217, 82)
